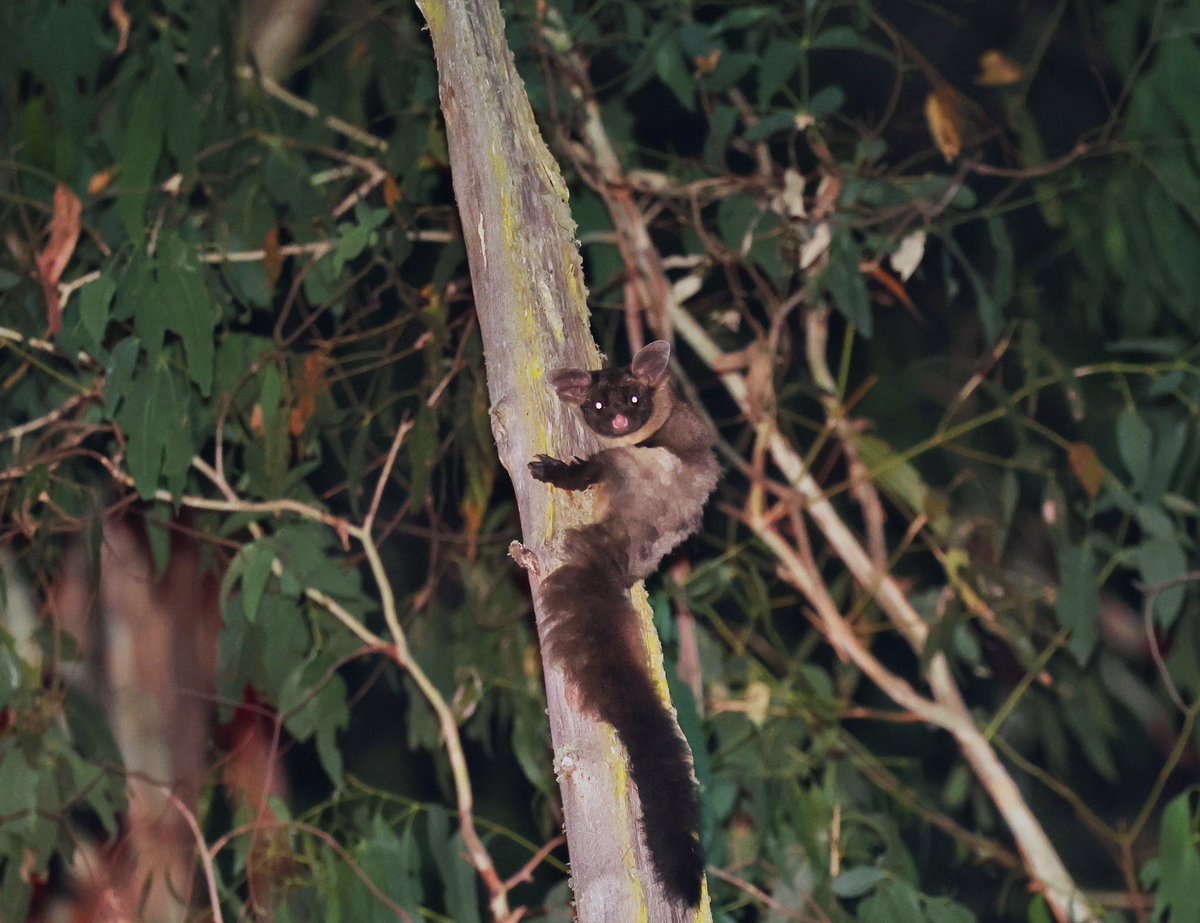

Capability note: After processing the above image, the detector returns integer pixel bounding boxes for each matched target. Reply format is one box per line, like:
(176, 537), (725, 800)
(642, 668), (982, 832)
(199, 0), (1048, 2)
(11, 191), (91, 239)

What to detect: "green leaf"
(717, 195), (760, 253)
(247, 364), (290, 497)
(819, 230), (872, 335)
(116, 367), (165, 498)
(157, 233), (216, 396)
(313, 678), (348, 788)
(1116, 407), (1152, 490)
(281, 661), (348, 791)
(146, 517), (171, 577)
(161, 49), (201, 168)
(232, 593), (310, 702)
(1063, 680), (1118, 782)
(809, 85), (846, 118)
(334, 225), (373, 274)
(655, 36), (695, 111)
(117, 83), (164, 239)
(1027, 894), (1054, 923)
(79, 273), (116, 355)
(0, 858), (33, 923)
(832, 865), (885, 898)
(104, 337), (141, 416)
(705, 103), (739, 165)
(1136, 536), (1189, 630)
(346, 816), (423, 920)
(943, 232), (1000, 343)
(0, 747), (37, 817)
(273, 523), (364, 605)
(215, 332), (272, 399)
(1055, 540), (1100, 661)
(744, 110), (801, 142)
(986, 216), (1014, 317)
(240, 542), (276, 623)
(427, 807), (481, 923)
(758, 39), (799, 104)
(1152, 792), (1200, 923)
(1143, 420), (1187, 502)
(858, 878), (923, 923)
(702, 52), (759, 94)
(716, 8), (780, 32)
(808, 25), (894, 63)
(855, 434), (931, 519)
(926, 898), (976, 923)
(64, 687), (126, 771)
(115, 357), (193, 499)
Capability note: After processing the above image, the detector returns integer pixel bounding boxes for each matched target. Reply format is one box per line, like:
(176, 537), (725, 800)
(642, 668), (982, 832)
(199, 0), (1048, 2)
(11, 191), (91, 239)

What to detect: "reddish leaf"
(289, 350), (330, 437)
(36, 184), (82, 335)
(864, 262), (920, 319)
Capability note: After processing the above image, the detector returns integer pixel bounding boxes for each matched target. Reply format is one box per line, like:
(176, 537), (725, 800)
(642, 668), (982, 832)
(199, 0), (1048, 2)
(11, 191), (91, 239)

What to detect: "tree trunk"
(415, 0), (707, 918)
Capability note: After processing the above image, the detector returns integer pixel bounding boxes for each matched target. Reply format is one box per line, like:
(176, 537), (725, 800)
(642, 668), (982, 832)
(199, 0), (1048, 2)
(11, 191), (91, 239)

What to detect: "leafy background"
(2, 0), (1199, 920)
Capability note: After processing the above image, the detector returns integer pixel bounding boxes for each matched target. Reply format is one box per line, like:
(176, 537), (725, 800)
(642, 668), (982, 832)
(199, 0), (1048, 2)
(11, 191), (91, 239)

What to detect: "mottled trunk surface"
(415, 0), (707, 918)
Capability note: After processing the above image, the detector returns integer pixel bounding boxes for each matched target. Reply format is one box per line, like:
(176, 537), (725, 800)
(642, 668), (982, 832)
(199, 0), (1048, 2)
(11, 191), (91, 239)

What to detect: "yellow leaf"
(87, 167), (119, 197)
(975, 50), (1024, 87)
(924, 87), (964, 163)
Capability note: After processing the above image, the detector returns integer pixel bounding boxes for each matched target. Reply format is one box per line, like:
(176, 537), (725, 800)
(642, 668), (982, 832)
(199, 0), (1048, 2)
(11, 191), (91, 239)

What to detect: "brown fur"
(529, 341), (718, 906)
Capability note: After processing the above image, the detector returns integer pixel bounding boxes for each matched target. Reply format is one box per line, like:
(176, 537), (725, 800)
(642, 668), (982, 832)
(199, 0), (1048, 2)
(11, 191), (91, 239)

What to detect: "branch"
(418, 0), (704, 916)
(101, 450), (512, 918)
(673, 309), (1097, 923)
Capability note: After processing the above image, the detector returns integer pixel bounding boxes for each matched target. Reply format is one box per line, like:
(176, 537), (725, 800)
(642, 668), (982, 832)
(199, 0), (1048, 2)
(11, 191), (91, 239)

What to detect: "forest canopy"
(2, 0), (1199, 920)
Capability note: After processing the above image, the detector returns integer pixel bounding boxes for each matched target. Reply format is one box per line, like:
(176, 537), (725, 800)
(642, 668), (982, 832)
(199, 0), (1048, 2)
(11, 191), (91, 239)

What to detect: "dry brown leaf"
(249, 403), (265, 436)
(745, 340), (776, 418)
(694, 49), (721, 77)
(1067, 443), (1105, 499)
(811, 173), (841, 222)
(263, 227), (283, 292)
(924, 87), (964, 163)
(384, 174), (403, 209)
(976, 50), (1024, 87)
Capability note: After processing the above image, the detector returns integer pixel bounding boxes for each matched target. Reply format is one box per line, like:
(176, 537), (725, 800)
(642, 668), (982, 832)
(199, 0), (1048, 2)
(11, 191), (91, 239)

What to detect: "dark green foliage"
(2, 0), (1199, 919)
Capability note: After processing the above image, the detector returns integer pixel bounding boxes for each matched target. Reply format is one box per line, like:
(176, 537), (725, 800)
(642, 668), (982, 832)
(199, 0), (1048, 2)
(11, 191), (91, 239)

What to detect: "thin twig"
(236, 65), (388, 151)
(706, 866), (825, 921)
(364, 418), (414, 534)
(1138, 571), (1200, 713)
(502, 834), (567, 890)
(130, 778), (225, 923)
(676, 308), (1096, 922)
